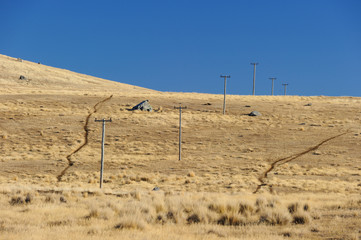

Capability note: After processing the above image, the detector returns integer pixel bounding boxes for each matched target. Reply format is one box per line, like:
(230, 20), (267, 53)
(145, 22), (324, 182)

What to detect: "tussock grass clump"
(9, 196), (25, 205)
(187, 214), (201, 224)
(217, 214), (245, 226)
(85, 202), (114, 220)
(287, 202), (312, 225)
(60, 196), (67, 203)
(89, 208), (113, 220)
(303, 203), (310, 211)
(87, 227), (101, 235)
(238, 201), (255, 215)
(292, 211), (311, 225)
(206, 197), (294, 226)
(47, 220), (71, 227)
(131, 191), (141, 200)
(259, 209), (291, 225)
(108, 193), (311, 227)
(115, 214), (147, 230)
(9, 193), (33, 205)
(45, 194), (56, 203)
(288, 202), (299, 214)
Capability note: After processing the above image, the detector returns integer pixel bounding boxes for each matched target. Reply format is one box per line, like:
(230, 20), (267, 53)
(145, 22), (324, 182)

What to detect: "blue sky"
(1, 0), (360, 96)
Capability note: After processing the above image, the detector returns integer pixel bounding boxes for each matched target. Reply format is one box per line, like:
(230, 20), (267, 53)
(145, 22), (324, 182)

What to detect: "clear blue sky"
(1, 0), (360, 96)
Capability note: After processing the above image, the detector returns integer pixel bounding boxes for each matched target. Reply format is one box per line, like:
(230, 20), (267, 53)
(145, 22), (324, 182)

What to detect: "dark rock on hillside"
(249, 111), (261, 116)
(130, 100), (153, 112)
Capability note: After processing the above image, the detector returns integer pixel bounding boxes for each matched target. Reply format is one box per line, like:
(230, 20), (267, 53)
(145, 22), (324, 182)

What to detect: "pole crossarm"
(95, 118), (112, 123)
(174, 106), (188, 110)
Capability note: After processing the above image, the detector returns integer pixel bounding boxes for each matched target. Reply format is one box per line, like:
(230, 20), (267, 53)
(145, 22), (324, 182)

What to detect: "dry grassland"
(0, 54), (360, 239)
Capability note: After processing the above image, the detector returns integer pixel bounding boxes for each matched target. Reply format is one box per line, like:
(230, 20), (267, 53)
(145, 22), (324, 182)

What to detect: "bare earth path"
(57, 95), (113, 181)
(253, 132), (349, 193)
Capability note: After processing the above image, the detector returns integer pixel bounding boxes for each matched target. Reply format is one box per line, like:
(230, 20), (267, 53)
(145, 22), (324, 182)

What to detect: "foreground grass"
(0, 184), (360, 240)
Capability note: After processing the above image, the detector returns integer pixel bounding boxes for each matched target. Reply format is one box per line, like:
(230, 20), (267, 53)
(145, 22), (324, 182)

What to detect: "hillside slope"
(0, 54), (153, 93)
(1, 53), (359, 195)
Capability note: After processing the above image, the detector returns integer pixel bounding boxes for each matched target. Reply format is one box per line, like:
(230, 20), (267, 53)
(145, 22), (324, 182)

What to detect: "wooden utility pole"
(250, 63), (259, 95)
(220, 75), (230, 115)
(174, 105), (187, 161)
(282, 83), (289, 96)
(269, 77), (276, 95)
(95, 118), (112, 188)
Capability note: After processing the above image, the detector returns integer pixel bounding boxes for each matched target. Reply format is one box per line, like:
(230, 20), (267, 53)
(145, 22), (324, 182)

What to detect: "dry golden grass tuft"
(115, 214), (148, 230)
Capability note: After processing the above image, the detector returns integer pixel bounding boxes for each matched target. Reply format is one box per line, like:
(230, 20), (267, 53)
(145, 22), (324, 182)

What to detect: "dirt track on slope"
(57, 95), (113, 181)
(253, 132), (349, 193)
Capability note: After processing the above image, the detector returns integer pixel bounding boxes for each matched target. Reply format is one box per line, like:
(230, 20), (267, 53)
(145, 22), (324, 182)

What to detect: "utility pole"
(250, 63), (258, 95)
(269, 77), (276, 95)
(95, 118), (112, 188)
(282, 83), (289, 96)
(174, 104), (187, 161)
(220, 75), (230, 115)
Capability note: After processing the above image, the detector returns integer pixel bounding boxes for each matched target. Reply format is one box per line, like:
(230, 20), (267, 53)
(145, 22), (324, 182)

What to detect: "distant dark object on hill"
(249, 111), (261, 116)
(19, 75), (27, 80)
(304, 103), (312, 106)
(130, 100), (153, 112)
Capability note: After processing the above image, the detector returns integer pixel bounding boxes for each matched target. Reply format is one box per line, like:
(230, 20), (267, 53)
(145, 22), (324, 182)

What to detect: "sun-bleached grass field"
(0, 54), (360, 239)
